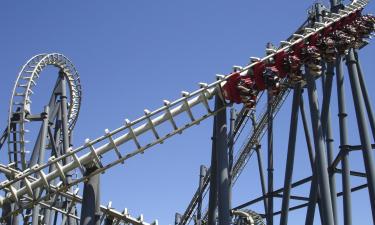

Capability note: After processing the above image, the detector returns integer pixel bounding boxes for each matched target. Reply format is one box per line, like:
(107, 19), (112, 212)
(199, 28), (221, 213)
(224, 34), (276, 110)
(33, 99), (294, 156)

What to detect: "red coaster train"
(223, 12), (375, 109)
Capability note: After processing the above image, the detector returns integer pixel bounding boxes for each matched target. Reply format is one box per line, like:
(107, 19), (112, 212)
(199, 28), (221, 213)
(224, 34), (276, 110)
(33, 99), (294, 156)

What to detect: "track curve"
(7, 53), (81, 170)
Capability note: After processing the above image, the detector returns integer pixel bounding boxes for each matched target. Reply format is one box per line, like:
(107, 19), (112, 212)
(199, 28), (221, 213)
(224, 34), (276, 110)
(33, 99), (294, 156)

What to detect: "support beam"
(300, 96), (315, 170)
(80, 166), (101, 225)
(234, 177), (312, 210)
(44, 105), (61, 225)
(321, 63), (339, 225)
(228, 108), (235, 178)
(207, 109), (218, 225)
(354, 50), (375, 143)
(255, 146), (268, 216)
(346, 49), (375, 224)
(305, 161), (321, 225)
(197, 165), (207, 224)
(32, 106), (49, 225)
(215, 95), (230, 225)
(267, 90), (274, 225)
(280, 85), (301, 225)
(305, 66), (335, 225)
(60, 71), (78, 225)
(228, 108), (235, 212)
(336, 56), (352, 225)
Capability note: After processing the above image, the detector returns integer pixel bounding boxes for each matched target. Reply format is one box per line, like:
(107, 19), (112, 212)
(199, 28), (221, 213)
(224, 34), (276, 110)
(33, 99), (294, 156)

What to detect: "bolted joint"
(345, 58), (357, 65)
(337, 112), (348, 118)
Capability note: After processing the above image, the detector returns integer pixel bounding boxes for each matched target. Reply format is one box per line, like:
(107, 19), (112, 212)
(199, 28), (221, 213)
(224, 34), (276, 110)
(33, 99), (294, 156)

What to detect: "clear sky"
(0, 0), (374, 224)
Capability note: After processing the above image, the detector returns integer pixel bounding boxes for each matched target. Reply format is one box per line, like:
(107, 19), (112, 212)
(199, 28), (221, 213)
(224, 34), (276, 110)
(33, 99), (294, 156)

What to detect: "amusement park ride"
(0, 0), (375, 224)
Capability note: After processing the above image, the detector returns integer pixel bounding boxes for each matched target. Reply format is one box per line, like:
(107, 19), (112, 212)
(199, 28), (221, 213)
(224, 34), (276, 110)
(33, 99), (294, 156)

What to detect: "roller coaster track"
(7, 53), (81, 171)
(157, 1), (373, 222)
(178, 87), (290, 225)
(0, 164), (157, 225)
(0, 0), (370, 221)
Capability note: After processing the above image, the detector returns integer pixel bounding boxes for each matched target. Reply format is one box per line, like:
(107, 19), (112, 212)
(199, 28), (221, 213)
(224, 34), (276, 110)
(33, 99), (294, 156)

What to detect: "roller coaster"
(0, 0), (375, 224)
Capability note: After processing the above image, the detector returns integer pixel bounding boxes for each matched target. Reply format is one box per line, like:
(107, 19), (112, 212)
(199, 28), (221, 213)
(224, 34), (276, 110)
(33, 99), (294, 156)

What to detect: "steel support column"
(346, 49), (375, 224)
(207, 109), (218, 225)
(300, 96), (315, 169)
(80, 166), (101, 225)
(255, 145), (268, 216)
(228, 108), (235, 212)
(305, 5), (333, 225)
(60, 71), (77, 225)
(215, 95), (230, 225)
(336, 56), (352, 225)
(60, 72), (71, 161)
(229, 108), (235, 177)
(267, 90), (274, 225)
(321, 63), (338, 225)
(32, 106), (49, 225)
(306, 67), (335, 225)
(301, 93), (322, 225)
(280, 85), (301, 225)
(305, 164), (320, 225)
(44, 103), (61, 225)
(354, 50), (375, 142)
(197, 165), (207, 224)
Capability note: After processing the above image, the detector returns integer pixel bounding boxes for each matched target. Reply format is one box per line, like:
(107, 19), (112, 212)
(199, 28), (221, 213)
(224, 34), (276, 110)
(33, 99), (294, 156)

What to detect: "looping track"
(0, 0), (369, 210)
(0, 0), (374, 224)
(7, 53), (81, 170)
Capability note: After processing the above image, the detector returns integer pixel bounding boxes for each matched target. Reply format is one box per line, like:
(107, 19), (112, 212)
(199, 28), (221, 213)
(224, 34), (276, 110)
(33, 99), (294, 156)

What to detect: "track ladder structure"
(0, 0), (374, 224)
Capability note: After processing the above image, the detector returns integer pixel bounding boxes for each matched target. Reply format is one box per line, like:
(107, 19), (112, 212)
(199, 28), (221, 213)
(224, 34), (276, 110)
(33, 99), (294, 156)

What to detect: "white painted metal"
(0, 0), (368, 212)
(7, 53), (82, 169)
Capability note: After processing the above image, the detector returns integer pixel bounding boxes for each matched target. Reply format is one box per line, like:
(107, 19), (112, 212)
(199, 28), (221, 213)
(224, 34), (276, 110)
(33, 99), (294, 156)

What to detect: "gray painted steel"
(299, 97), (315, 170)
(1, 2), (368, 207)
(279, 85), (301, 225)
(228, 108), (235, 212)
(60, 71), (78, 225)
(207, 113), (218, 225)
(346, 49), (375, 224)
(0, 1), (374, 224)
(255, 146), (268, 216)
(80, 166), (101, 225)
(215, 95), (230, 225)
(305, 5), (335, 225)
(267, 90), (274, 225)
(32, 106), (49, 225)
(336, 56), (352, 225)
(354, 50), (375, 142)
(197, 165), (207, 222)
(321, 63), (339, 225)
(306, 66), (335, 225)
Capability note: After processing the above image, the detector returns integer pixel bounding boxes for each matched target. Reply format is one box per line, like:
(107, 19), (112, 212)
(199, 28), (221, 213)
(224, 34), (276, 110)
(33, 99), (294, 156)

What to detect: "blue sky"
(0, 0), (375, 224)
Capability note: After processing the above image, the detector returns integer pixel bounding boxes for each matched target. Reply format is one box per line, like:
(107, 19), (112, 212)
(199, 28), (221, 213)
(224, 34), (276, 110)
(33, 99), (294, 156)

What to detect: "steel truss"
(0, 0), (374, 224)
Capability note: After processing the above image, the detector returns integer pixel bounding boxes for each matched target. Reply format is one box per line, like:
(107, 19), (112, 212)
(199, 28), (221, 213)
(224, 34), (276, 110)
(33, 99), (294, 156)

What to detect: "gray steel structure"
(0, 0), (374, 224)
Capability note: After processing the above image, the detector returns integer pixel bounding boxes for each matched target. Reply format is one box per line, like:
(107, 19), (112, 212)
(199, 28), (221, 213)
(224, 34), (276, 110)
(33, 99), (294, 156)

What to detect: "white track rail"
(0, 164), (157, 225)
(0, 0), (368, 211)
(7, 53), (82, 170)
(178, 87), (290, 225)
